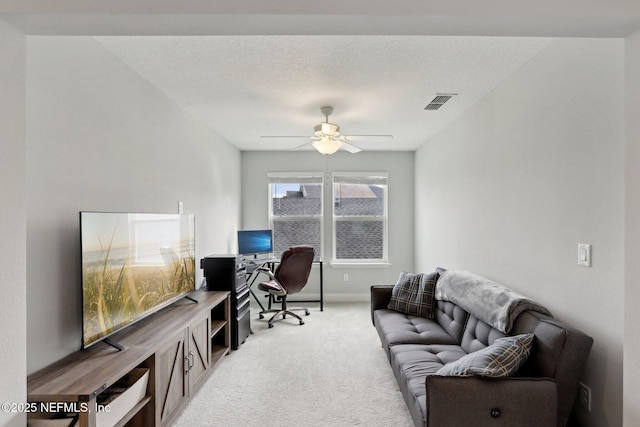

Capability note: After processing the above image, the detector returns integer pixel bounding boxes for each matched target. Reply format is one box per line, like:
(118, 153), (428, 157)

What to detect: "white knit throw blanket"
(435, 270), (552, 333)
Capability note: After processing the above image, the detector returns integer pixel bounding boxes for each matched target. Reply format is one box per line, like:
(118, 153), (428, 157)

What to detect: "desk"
(246, 256), (324, 311)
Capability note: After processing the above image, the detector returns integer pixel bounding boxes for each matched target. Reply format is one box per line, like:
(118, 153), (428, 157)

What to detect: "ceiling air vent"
(424, 93), (457, 111)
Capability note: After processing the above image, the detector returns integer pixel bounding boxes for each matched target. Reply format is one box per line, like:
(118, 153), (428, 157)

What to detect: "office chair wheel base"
(259, 314), (264, 319)
(268, 323), (274, 328)
(305, 310), (310, 316)
(299, 320), (305, 325)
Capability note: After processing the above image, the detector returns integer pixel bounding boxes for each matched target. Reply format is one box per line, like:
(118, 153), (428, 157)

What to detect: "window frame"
(267, 172), (325, 258)
(331, 172), (389, 265)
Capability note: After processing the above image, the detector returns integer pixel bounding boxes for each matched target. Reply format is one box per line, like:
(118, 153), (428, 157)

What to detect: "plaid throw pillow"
(387, 271), (438, 319)
(435, 333), (534, 377)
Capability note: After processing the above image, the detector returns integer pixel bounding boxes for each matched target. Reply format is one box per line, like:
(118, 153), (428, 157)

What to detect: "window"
(332, 173), (388, 263)
(268, 173), (323, 257)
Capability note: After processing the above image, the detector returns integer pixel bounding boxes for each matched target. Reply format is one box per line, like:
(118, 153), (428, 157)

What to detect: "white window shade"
(268, 173), (324, 184)
(332, 174), (388, 186)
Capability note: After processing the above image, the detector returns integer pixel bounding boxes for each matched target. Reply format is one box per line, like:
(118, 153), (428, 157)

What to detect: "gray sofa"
(371, 269), (593, 427)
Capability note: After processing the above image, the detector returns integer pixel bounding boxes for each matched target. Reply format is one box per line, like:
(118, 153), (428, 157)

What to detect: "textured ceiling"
(94, 36), (551, 152)
(5, 0), (638, 152)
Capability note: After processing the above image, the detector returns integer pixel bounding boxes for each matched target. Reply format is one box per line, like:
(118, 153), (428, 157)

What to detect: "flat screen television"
(80, 212), (196, 348)
(238, 229), (273, 255)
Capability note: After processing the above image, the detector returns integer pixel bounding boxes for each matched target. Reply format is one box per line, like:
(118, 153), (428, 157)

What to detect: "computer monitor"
(238, 229), (273, 255)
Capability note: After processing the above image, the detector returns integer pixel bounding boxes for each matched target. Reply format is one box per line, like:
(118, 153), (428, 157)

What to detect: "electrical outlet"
(343, 273), (349, 281)
(178, 202), (184, 214)
(578, 382), (591, 412)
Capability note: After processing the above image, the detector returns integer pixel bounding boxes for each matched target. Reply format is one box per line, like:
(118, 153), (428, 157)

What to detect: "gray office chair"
(257, 245), (315, 328)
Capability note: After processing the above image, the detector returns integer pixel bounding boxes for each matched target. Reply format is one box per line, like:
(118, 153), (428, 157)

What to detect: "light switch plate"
(578, 243), (591, 267)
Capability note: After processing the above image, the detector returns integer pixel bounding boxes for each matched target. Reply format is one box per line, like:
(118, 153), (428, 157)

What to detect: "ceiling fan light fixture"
(261, 106), (374, 154)
(312, 135), (343, 155)
(314, 122), (340, 137)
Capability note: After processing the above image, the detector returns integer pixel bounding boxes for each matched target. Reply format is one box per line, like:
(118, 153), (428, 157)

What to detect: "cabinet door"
(188, 313), (211, 394)
(156, 329), (188, 424)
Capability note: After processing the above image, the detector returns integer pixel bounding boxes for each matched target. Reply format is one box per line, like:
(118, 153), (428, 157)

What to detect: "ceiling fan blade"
(290, 142), (313, 151)
(342, 142), (362, 154)
(260, 135), (311, 139)
(345, 135), (394, 141)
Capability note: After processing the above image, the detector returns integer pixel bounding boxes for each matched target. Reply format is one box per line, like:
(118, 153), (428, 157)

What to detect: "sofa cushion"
(460, 314), (507, 353)
(434, 300), (470, 344)
(389, 344), (468, 426)
(436, 333), (534, 378)
(374, 309), (460, 359)
(388, 271), (438, 319)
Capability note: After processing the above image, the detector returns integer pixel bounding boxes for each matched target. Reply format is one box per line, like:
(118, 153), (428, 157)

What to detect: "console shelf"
(211, 319), (226, 337)
(113, 395), (152, 427)
(27, 290), (230, 427)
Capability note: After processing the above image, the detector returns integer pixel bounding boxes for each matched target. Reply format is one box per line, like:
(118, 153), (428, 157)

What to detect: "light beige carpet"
(172, 301), (414, 427)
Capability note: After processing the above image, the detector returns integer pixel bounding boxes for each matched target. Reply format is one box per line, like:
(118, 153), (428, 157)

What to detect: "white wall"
(0, 19), (27, 427)
(415, 38), (624, 427)
(241, 151), (414, 301)
(624, 30), (640, 427)
(26, 36), (241, 374)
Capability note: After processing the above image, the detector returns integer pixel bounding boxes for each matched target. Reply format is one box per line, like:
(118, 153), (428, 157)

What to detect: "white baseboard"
(325, 293), (370, 303)
(285, 293), (369, 303)
(253, 292), (370, 305)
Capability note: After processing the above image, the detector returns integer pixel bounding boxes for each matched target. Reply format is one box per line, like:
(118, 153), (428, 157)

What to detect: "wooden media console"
(27, 290), (230, 427)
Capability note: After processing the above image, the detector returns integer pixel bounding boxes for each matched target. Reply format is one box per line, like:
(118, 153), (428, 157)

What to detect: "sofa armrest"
(370, 285), (394, 325)
(425, 376), (557, 427)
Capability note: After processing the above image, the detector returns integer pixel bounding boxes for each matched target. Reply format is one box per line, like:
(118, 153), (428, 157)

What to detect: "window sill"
(329, 262), (391, 268)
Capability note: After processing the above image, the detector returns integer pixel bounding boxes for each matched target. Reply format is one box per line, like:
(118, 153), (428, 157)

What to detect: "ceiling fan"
(261, 106), (393, 155)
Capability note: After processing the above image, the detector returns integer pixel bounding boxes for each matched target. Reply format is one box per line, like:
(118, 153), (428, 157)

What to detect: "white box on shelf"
(96, 368), (149, 427)
(27, 418), (77, 427)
